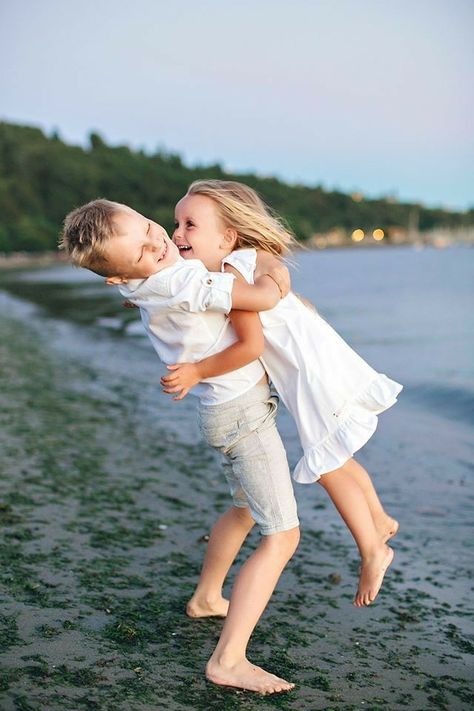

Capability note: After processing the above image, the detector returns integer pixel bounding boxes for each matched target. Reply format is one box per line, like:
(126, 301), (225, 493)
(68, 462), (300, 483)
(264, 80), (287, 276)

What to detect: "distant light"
(351, 229), (365, 242)
(314, 236), (327, 249)
(373, 228), (385, 241)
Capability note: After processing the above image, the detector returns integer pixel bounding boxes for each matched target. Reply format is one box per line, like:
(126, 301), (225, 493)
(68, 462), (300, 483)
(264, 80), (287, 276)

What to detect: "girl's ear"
(105, 275), (128, 285)
(222, 227), (238, 250)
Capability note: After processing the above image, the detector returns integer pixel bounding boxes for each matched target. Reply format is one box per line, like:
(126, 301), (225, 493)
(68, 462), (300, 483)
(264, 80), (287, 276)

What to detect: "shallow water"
(1, 245), (473, 710)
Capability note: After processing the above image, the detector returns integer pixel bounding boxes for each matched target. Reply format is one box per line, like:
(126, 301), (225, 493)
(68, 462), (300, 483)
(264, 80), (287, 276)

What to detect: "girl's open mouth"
(177, 244), (192, 255)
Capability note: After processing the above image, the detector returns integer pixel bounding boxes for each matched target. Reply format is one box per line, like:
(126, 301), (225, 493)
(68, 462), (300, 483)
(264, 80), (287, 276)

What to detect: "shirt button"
(206, 278), (213, 285)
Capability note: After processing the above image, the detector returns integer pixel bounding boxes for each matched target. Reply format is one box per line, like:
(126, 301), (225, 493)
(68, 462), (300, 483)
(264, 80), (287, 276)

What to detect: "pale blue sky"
(1, 0), (473, 209)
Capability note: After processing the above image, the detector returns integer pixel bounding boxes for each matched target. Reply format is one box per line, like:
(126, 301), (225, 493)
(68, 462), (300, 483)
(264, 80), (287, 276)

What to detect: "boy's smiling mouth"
(156, 240), (169, 261)
(177, 244), (192, 254)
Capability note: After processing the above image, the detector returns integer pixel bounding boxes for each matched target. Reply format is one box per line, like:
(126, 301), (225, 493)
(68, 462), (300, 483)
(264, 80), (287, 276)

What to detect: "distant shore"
(0, 251), (68, 270)
(1, 231), (471, 272)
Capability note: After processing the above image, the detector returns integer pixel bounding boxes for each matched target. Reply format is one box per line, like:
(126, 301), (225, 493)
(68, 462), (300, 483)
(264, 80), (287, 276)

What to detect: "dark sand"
(0, 258), (473, 710)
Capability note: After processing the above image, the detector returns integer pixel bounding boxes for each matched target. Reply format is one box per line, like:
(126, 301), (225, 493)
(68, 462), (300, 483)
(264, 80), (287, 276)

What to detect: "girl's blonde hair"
(186, 180), (298, 256)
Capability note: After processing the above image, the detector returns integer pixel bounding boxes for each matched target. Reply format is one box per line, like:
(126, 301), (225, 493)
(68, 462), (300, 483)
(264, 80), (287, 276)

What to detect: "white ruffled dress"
(222, 249), (403, 484)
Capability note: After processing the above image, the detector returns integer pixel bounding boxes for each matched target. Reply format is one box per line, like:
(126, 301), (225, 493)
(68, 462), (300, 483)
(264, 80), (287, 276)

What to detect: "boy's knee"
(263, 526), (300, 557)
(286, 525), (301, 552)
(232, 505), (255, 528)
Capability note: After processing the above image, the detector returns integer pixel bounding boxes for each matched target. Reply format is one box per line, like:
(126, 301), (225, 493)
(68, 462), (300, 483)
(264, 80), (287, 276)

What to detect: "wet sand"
(0, 254), (473, 710)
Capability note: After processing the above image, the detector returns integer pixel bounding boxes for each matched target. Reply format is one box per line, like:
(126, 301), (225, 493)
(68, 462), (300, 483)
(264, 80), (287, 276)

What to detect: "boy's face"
(173, 194), (234, 272)
(103, 207), (179, 281)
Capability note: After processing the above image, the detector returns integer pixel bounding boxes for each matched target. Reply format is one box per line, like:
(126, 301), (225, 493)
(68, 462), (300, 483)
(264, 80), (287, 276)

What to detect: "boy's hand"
(255, 252), (291, 298)
(266, 262), (290, 298)
(160, 363), (201, 400)
(122, 300), (138, 308)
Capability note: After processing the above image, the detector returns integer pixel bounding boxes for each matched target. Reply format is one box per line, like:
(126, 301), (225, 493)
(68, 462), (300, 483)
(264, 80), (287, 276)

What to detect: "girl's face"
(173, 194), (234, 271)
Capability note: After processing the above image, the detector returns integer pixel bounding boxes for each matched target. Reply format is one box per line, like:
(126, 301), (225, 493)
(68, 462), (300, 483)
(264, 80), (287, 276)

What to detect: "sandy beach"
(0, 248), (473, 710)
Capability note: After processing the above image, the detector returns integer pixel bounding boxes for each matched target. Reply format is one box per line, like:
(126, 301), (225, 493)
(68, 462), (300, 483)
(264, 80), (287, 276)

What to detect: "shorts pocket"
(198, 411), (242, 451)
(239, 395), (279, 435)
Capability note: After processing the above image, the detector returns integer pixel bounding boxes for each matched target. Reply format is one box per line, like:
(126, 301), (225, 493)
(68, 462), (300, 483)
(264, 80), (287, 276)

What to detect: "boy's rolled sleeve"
(169, 268), (235, 314)
(198, 272), (235, 313)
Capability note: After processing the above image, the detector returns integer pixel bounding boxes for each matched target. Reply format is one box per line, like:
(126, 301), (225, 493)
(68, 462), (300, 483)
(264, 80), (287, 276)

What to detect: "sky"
(1, 0), (473, 210)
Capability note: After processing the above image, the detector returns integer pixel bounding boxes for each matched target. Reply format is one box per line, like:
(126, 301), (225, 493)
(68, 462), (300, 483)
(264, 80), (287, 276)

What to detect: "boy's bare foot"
(206, 657), (295, 694)
(353, 545), (394, 607)
(186, 595), (229, 618)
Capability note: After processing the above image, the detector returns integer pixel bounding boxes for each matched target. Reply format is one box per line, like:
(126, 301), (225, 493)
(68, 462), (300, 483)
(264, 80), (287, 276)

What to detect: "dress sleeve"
(221, 249), (257, 285)
(168, 267), (235, 313)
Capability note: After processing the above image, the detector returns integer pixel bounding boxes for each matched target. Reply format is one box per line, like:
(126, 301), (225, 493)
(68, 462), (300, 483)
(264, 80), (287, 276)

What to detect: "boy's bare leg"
(318, 465), (393, 606)
(344, 458), (399, 542)
(187, 506), (255, 618)
(206, 526), (299, 694)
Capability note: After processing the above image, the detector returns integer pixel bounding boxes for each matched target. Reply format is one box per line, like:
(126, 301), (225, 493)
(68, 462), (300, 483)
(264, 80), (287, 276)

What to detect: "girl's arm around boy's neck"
(228, 259), (290, 311)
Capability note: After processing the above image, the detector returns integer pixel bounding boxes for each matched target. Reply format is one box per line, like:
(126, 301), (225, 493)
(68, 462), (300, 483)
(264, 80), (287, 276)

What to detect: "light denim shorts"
(198, 382), (299, 536)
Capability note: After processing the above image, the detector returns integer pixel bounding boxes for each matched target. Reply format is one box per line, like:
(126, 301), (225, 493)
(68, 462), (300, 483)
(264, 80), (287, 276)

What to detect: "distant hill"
(0, 121), (472, 253)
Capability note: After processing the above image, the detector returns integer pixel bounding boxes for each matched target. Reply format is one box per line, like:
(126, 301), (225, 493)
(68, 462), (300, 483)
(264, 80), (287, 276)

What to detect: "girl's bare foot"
(354, 545), (394, 607)
(382, 517), (399, 543)
(376, 515), (400, 543)
(206, 656), (295, 694)
(186, 595), (229, 618)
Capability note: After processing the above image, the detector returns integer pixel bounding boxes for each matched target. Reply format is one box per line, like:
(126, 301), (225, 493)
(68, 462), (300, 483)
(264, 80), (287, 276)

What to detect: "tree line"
(0, 121), (472, 253)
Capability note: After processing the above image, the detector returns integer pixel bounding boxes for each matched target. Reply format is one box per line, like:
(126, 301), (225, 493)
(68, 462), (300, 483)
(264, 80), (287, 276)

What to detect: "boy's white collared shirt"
(118, 257), (265, 405)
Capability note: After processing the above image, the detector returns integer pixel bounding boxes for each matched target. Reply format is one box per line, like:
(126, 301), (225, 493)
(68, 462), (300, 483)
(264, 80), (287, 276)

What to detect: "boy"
(60, 199), (300, 695)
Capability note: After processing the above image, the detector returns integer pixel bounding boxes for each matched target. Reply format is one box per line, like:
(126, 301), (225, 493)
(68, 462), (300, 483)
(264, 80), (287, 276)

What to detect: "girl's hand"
(160, 363), (201, 400)
(122, 300), (138, 308)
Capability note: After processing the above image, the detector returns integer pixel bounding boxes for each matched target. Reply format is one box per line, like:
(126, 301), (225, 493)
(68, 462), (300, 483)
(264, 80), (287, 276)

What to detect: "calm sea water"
(2, 244), (473, 611)
(286, 247), (473, 602)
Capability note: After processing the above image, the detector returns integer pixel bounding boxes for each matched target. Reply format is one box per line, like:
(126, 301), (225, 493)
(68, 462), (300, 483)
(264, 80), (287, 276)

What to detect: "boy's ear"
(222, 228), (238, 249)
(105, 275), (128, 285)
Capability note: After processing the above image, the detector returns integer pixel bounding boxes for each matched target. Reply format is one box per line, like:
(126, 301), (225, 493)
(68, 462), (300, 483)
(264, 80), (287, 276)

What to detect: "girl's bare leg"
(343, 458), (399, 542)
(206, 526), (300, 694)
(187, 505), (255, 618)
(318, 463), (393, 606)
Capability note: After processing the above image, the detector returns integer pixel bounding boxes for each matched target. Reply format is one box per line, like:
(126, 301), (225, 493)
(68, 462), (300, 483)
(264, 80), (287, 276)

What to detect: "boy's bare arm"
(161, 309), (264, 400)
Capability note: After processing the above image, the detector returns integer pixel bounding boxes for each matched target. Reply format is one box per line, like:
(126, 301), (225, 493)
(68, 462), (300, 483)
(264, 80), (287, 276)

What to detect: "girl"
(164, 180), (402, 609)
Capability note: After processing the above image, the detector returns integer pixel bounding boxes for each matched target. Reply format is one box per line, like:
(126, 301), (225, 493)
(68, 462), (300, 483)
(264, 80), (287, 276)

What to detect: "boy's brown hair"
(59, 198), (123, 275)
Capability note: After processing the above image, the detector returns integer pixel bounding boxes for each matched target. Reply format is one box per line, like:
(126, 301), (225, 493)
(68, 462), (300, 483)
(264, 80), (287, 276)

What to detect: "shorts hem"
(259, 518), (300, 536)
